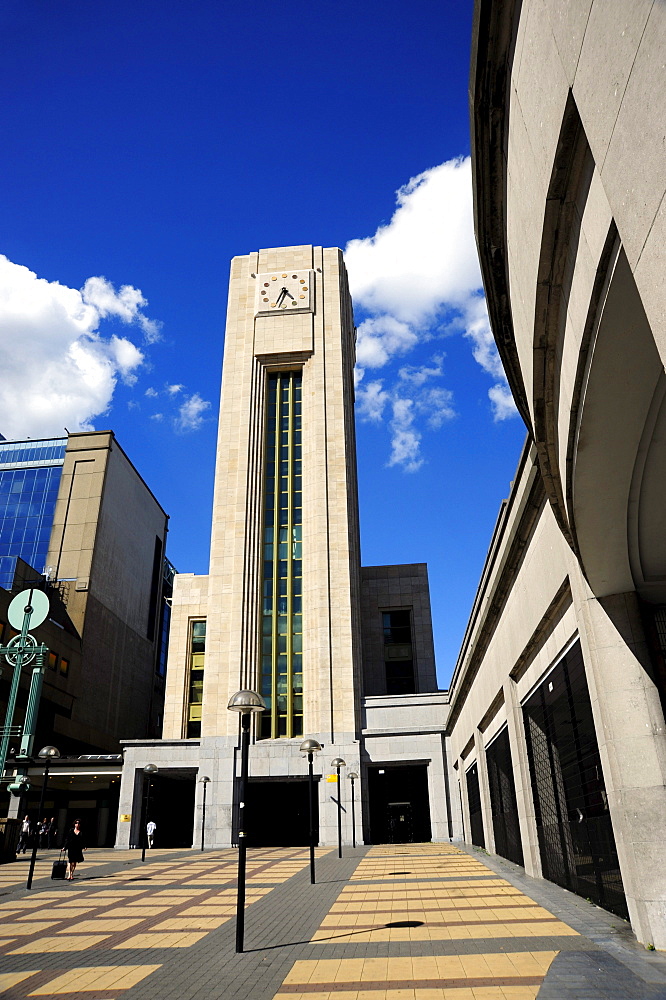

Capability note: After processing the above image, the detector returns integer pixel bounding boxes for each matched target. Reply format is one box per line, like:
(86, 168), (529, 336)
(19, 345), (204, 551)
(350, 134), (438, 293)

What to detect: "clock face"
(255, 269), (313, 316)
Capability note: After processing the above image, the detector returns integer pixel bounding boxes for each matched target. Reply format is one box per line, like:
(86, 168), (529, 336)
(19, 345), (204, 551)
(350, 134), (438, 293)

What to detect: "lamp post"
(26, 746), (59, 890)
(228, 689), (266, 954)
(300, 739), (322, 884)
(142, 763), (158, 862)
(331, 757), (346, 858)
(348, 771), (358, 849)
(199, 776), (210, 852)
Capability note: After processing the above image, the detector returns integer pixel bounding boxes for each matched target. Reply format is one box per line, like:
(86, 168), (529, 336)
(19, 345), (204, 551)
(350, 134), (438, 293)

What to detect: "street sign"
(8, 589), (49, 631)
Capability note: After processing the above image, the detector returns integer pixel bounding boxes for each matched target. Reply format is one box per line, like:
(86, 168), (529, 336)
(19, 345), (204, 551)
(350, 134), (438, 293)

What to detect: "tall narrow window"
(260, 371), (303, 739)
(382, 610), (415, 694)
(186, 620), (206, 738)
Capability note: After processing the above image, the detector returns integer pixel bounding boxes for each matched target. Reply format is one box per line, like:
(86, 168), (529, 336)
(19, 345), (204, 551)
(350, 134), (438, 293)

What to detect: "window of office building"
(486, 727), (523, 866)
(186, 620), (206, 738)
(382, 610), (415, 694)
(523, 639), (627, 918)
(260, 371), (303, 739)
(465, 761), (485, 848)
(0, 438), (66, 591)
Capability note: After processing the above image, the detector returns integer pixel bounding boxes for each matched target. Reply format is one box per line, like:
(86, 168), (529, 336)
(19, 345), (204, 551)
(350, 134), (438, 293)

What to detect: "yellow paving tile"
(2, 922), (61, 935)
(179, 905), (235, 915)
(105, 905), (172, 917)
(58, 917), (145, 932)
(152, 916), (229, 930)
(10, 934), (110, 953)
(0, 970), (39, 991)
(114, 931), (206, 948)
(28, 963), (161, 994)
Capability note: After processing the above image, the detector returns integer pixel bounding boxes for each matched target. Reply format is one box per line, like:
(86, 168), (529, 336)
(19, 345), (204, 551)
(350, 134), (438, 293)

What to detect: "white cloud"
(388, 399), (423, 473)
(175, 392), (211, 432)
(0, 255), (158, 439)
(345, 159), (481, 327)
(82, 275), (161, 343)
(150, 412), (164, 422)
(166, 383), (184, 395)
(344, 159), (518, 463)
(461, 295), (504, 380)
(356, 359), (456, 471)
(145, 386), (159, 398)
(488, 383), (519, 421)
(356, 315), (417, 372)
(355, 379), (389, 423)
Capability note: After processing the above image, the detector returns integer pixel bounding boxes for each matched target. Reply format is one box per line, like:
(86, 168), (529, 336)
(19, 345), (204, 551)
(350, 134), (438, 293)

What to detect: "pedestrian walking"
(17, 815), (31, 854)
(64, 819), (86, 880)
(47, 817), (58, 849)
(39, 817), (49, 849)
(146, 819), (156, 848)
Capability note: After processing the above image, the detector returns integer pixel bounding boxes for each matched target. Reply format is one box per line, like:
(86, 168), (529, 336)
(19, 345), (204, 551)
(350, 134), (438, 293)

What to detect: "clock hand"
(275, 287), (287, 307)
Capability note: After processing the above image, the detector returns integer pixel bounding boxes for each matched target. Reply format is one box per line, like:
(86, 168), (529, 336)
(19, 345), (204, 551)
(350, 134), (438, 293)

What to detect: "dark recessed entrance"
(135, 769), (196, 849)
(244, 778), (315, 847)
(367, 764), (431, 844)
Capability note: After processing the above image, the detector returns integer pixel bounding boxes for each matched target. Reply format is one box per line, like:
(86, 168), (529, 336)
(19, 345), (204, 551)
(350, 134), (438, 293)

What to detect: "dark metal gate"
(523, 639), (627, 918)
(486, 727), (523, 866)
(465, 761), (485, 848)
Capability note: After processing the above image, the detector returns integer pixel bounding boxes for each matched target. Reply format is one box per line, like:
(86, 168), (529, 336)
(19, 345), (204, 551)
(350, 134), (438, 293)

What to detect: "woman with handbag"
(64, 819), (86, 880)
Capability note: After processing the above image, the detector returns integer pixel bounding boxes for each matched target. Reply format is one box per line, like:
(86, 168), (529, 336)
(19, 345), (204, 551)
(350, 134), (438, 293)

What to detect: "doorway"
(367, 764), (431, 844)
(243, 778), (314, 847)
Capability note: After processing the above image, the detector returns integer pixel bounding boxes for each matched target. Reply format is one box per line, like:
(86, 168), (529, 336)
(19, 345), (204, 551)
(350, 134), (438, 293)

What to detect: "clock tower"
(156, 245), (364, 845)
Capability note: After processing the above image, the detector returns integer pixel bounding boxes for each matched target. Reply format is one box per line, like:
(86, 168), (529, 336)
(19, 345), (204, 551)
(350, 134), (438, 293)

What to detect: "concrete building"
(452, 0), (666, 949)
(118, 247), (449, 851)
(0, 431), (171, 842)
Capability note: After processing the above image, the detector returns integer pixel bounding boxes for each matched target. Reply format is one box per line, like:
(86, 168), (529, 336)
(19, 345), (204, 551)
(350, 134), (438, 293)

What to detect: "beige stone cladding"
(201, 246), (362, 741)
(447, 439), (666, 949)
(44, 431), (169, 748)
(162, 573), (209, 739)
(360, 564), (437, 695)
(470, 0), (666, 950)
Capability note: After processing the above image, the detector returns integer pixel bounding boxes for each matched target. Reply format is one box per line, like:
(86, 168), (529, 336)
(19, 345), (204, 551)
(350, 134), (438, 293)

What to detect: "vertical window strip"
(260, 371), (302, 739)
(186, 619), (206, 738)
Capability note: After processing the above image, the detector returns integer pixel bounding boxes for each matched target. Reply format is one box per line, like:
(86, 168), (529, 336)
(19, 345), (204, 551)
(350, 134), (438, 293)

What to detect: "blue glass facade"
(0, 438), (67, 590)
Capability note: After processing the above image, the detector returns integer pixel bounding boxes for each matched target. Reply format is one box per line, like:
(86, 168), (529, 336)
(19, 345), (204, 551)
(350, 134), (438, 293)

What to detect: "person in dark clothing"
(64, 819), (86, 879)
(47, 817), (58, 849)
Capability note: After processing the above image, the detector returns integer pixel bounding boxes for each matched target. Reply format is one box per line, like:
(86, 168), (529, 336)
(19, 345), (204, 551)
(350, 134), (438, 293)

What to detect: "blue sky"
(0, 0), (526, 686)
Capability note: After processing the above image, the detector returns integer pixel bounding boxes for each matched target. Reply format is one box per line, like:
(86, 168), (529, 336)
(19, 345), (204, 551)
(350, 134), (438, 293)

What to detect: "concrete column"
(474, 730), (495, 854)
(458, 756), (472, 845)
(426, 751), (451, 842)
(504, 677), (542, 878)
(572, 565), (666, 949)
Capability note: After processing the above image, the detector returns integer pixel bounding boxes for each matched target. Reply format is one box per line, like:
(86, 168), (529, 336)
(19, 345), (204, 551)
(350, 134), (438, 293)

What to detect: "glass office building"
(0, 438), (67, 590)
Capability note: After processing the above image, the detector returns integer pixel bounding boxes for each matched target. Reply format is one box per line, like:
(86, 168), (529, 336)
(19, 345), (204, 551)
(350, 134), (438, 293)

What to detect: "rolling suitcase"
(51, 852), (67, 880)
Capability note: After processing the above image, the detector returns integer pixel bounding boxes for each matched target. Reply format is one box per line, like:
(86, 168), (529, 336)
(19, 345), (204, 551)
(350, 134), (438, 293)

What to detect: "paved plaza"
(0, 843), (663, 999)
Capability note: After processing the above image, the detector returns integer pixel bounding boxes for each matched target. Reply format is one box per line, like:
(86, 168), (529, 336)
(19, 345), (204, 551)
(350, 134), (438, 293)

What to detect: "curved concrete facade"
(461, 0), (666, 949)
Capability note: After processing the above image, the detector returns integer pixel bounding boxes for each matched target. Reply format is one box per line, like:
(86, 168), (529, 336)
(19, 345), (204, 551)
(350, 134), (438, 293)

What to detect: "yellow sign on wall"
(326, 775), (338, 782)
(119, 814), (132, 822)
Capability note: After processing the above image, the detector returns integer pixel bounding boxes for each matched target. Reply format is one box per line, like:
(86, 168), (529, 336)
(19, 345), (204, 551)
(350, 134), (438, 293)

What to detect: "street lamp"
(348, 771), (359, 849)
(300, 739), (322, 884)
(228, 689), (266, 954)
(331, 757), (346, 858)
(199, 776), (211, 852)
(142, 763), (158, 862)
(27, 745), (59, 890)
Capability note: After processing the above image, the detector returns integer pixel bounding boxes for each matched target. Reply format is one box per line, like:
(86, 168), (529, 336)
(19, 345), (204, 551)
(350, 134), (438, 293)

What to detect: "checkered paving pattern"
(0, 843), (663, 999)
(275, 845), (565, 999)
(0, 847), (331, 997)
